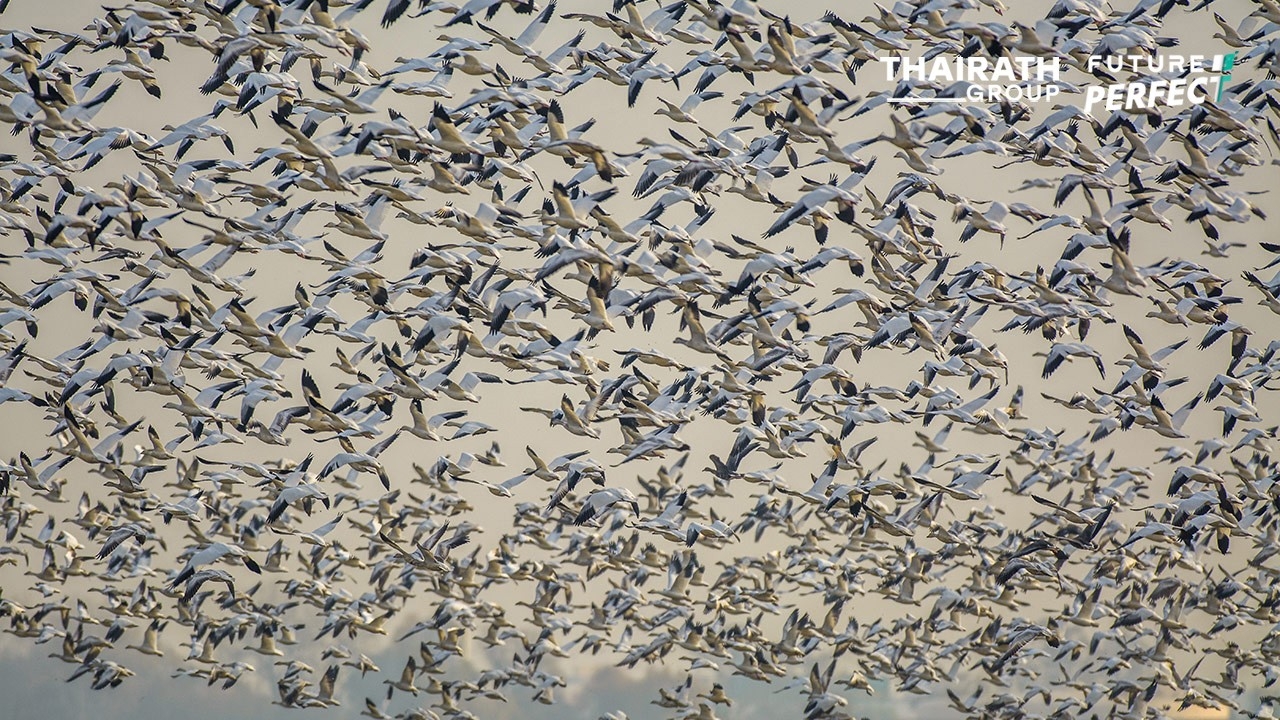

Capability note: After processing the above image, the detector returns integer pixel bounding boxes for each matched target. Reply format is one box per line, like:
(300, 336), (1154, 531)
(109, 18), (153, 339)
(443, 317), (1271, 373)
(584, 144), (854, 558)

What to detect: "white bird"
(573, 487), (641, 525)
(379, 522), (470, 572)
(180, 568), (236, 603)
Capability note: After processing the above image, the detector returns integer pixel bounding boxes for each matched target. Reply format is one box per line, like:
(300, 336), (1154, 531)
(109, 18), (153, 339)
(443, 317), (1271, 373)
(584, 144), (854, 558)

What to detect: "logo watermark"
(881, 56), (1063, 105)
(1216, 52), (1235, 101)
(1081, 54), (1233, 113)
(880, 53), (1237, 113)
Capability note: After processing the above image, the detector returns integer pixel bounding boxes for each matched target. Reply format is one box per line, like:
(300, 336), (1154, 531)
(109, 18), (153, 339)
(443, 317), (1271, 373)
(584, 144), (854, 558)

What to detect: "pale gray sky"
(0, 0), (1278, 719)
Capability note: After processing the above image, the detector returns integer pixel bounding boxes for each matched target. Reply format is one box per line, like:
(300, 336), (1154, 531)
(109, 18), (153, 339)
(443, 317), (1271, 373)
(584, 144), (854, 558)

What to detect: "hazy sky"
(1, 0), (1278, 719)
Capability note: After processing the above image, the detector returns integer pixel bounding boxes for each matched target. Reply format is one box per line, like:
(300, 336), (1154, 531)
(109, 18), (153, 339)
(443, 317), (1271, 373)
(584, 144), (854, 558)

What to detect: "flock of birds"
(1, 0), (1280, 717)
